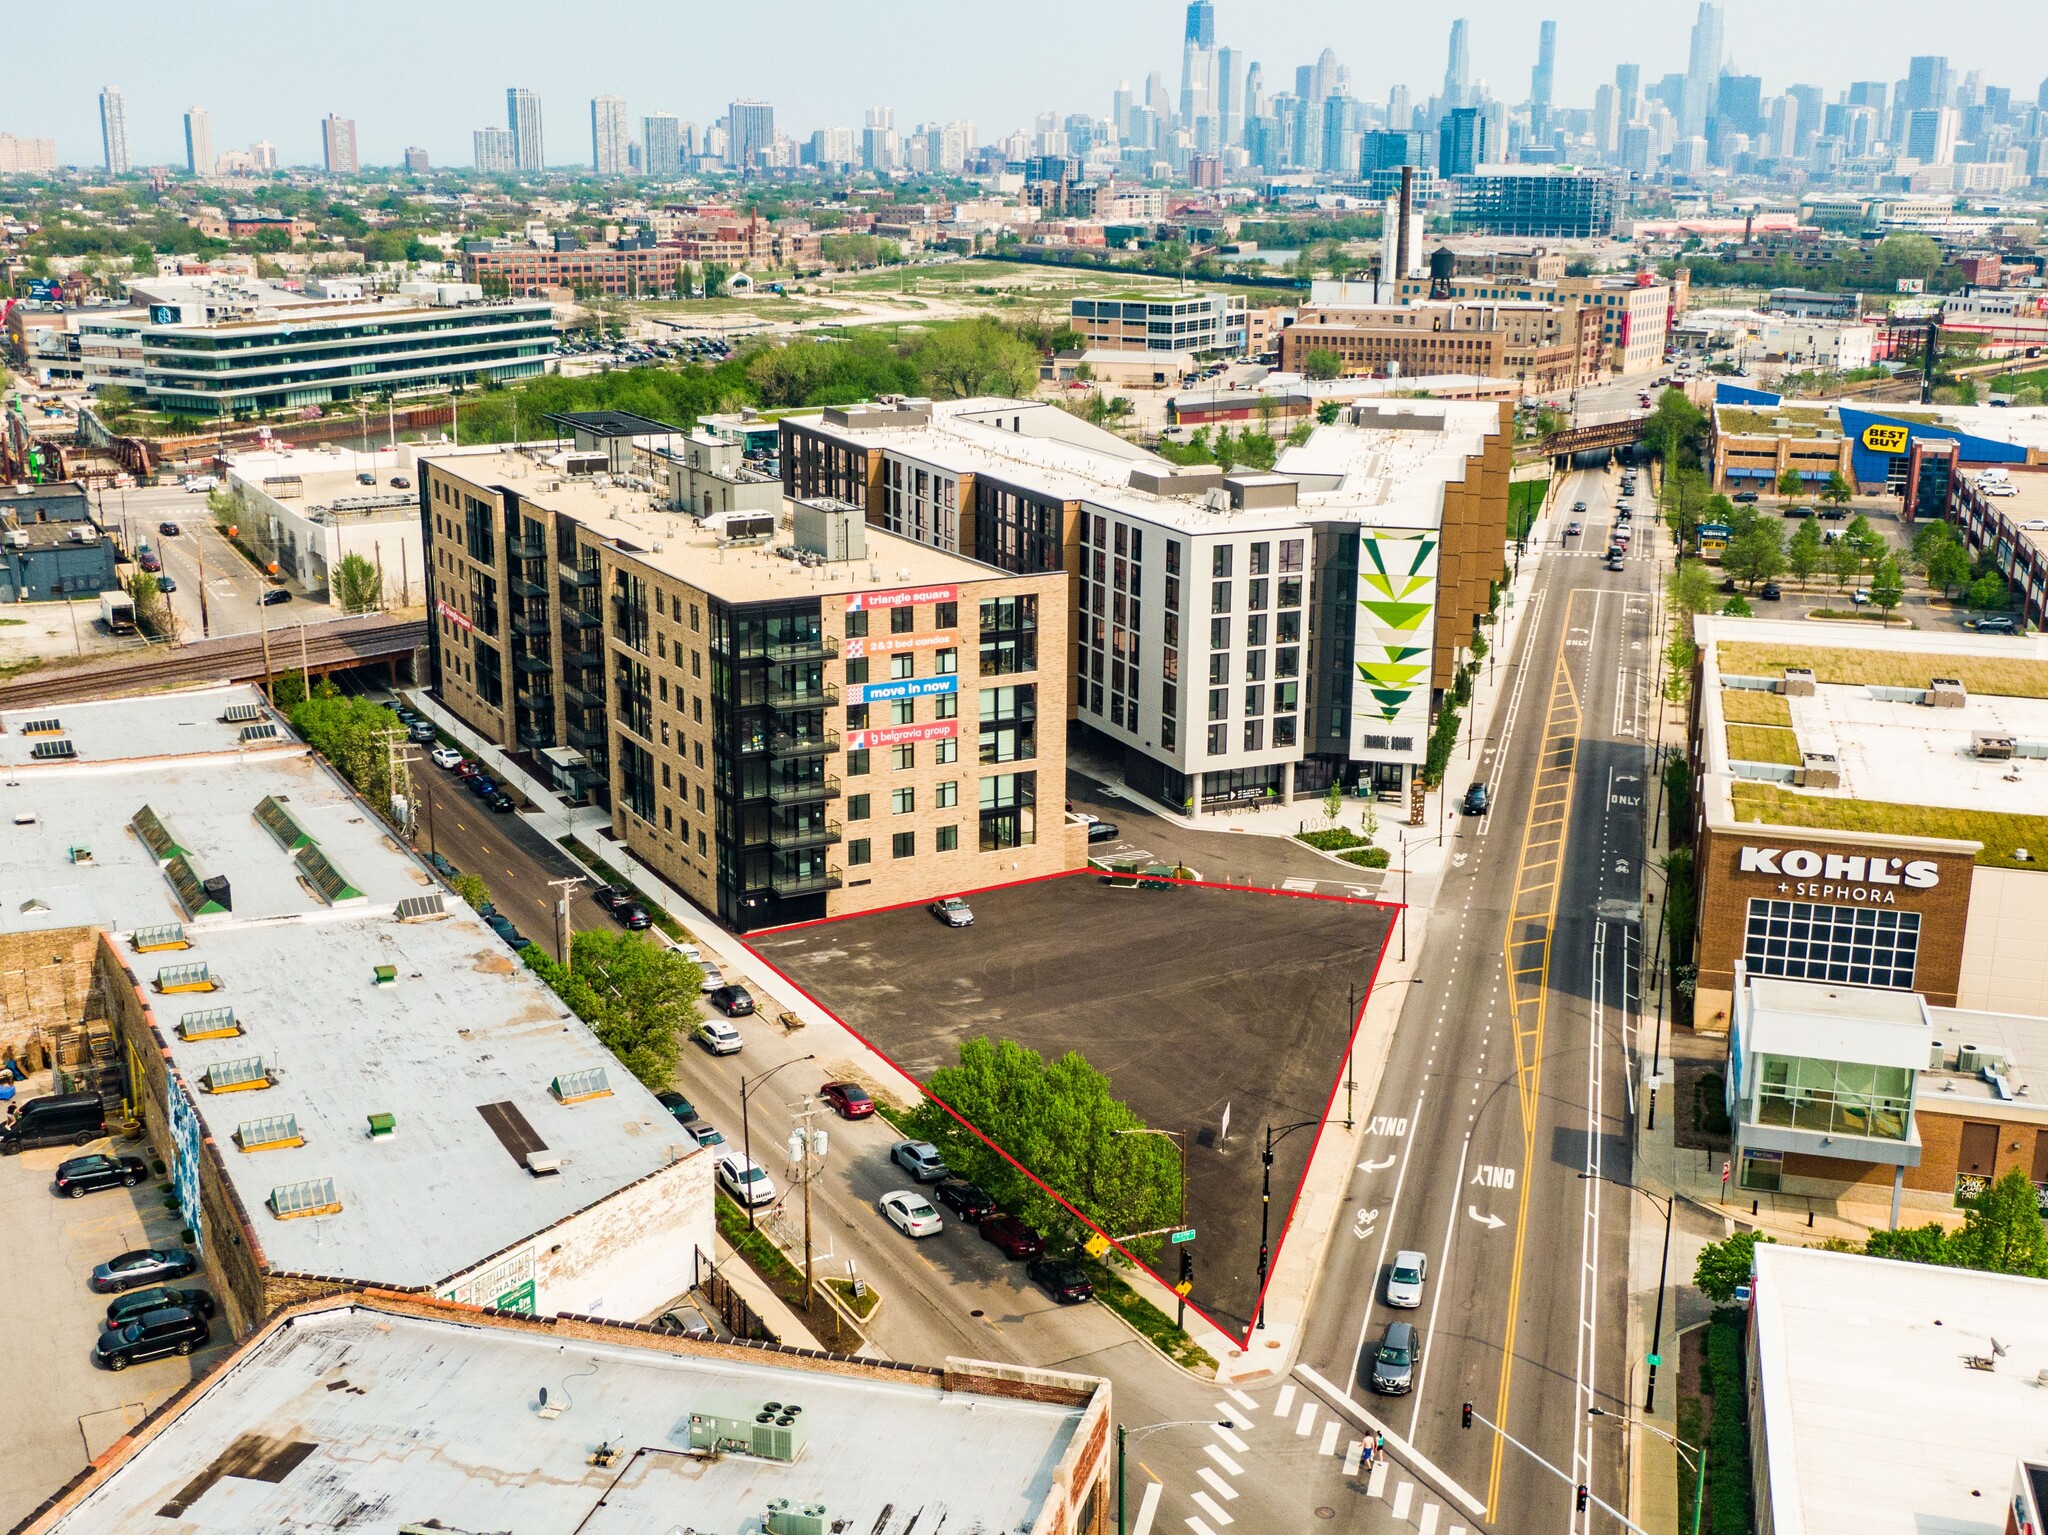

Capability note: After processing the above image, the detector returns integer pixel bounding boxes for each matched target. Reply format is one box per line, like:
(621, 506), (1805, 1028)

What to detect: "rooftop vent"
(152, 960), (216, 994)
(790, 498), (866, 562)
(394, 894), (445, 922)
(68, 845), (92, 865)
(765, 1500), (830, 1535)
(1972, 732), (2016, 761)
(221, 703), (265, 724)
(1929, 1039), (1950, 1071)
(1782, 667), (1817, 697)
(525, 1149), (563, 1176)
(131, 805), (188, 862)
(201, 1054), (272, 1094)
(1796, 752), (1841, 789)
(176, 1007), (239, 1041)
(295, 843), (364, 905)
(130, 922), (189, 954)
(20, 716), (62, 737)
(164, 857), (228, 918)
(254, 795), (312, 851)
(688, 1398), (809, 1463)
(1929, 677), (1967, 709)
(238, 722), (279, 745)
(1958, 1043), (2009, 1075)
(29, 739), (76, 761)
(366, 1112), (396, 1138)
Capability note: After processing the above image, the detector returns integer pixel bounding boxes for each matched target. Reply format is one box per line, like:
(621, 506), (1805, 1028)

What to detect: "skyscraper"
(321, 114), (358, 175)
(507, 87), (544, 172)
(98, 88), (129, 174)
(1684, 3), (1724, 135)
(590, 96), (628, 175)
(474, 127), (515, 173)
(643, 115), (681, 177)
(1439, 105), (1485, 177)
(1244, 62), (1266, 122)
(1179, 1), (1217, 126)
(1905, 106), (1958, 164)
(863, 108), (897, 173)
(1903, 56), (1951, 113)
(1530, 21), (1557, 110)
(1443, 20), (1471, 109)
(1592, 85), (1619, 156)
(182, 108), (214, 177)
(728, 100), (775, 171)
(1387, 84), (1411, 134)
(1312, 48), (1339, 106)
(1216, 46), (1243, 146)
(1616, 64), (1642, 128)
(403, 146), (429, 174)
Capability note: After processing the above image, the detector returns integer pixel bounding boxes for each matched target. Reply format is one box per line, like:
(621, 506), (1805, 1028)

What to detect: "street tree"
(910, 318), (1040, 399)
(1722, 524), (1786, 589)
(1668, 557), (1720, 619)
(1825, 536), (1864, 591)
(1315, 399), (1341, 424)
(1786, 519), (1824, 585)
(1643, 389), (1707, 468)
(1821, 471), (1854, 508)
(289, 694), (402, 806)
(1967, 572), (2012, 611)
(1869, 554), (1905, 621)
(529, 929), (702, 1090)
(1301, 348), (1343, 381)
(1844, 514), (1886, 563)
(1775, 467), (1804, 500)
(1946, 1168), (2048, 1278)
(1926, 541), (1973, 599)
(331, 552), (382, 615)
(451, 873), (491, 911)
(910, 1037), (1183, 1256)
(1862, 1221), (1953, 1265)
(1694, 1229), (1774, 1304)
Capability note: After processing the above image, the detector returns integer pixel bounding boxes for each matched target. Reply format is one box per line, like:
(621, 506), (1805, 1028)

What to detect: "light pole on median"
(1580, 1171), (1674, 1414)
(739, 1054), (815, 1230)
(1256, 1118), (1322, 1329)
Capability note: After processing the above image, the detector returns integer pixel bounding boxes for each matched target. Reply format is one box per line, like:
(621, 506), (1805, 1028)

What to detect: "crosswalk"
(1133, 1384), (1469, 1535)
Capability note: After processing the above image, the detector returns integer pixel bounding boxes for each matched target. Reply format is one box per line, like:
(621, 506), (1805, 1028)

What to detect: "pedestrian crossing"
(1134, 1383), (1468, 1535)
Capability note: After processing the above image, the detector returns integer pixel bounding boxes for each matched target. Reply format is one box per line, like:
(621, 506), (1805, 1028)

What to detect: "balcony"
(510, 576), (548, 600)
(770, 865), (843, 897)
(506, 534), (545, 560)
(561, 604), (602, 631)
(771, 820), (842, 851)
(561, 643), (604, 672)
(559, 564), (602, 591)
(769, 729), (841, 758)
(717, 633), (841, 663)
(566, 721), (608, 753)
(768, 774), (841, 807)
(513, 650), (553, 675)
(765, 682), (840, 713)
(562, 681), (606, 711)
(510, 612), (551, 637)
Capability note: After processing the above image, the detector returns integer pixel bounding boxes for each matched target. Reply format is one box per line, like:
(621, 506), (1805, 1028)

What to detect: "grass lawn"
(633, 296), (836, 321)
(829, 259), (1283, 306)
(1728, 781), (2048, 869)
(1716, 640), (2048, 699)
(1509, 476), (1549, 541)
(1723, 724), (1801, 766)
(1719, 688), (1792, 727)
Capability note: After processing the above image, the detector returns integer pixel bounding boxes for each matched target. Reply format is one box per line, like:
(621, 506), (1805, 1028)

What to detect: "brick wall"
(0, 924), (100, 1061)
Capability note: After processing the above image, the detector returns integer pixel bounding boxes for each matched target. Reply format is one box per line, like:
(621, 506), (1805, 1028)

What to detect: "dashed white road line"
(1131, 1481), (1165, 1535)
(1197, 1467), (1239, 1502)
(1205, 1443), (1243, 1476)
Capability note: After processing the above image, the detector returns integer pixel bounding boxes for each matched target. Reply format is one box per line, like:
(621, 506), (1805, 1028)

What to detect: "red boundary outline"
(738, 864), (1400, 1352)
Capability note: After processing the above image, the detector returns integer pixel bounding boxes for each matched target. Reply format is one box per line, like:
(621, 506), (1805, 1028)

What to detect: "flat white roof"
(1751, 1243), (2048, 1535)
(1744, 979), (1934, 1072)
(34, 1302), (1093, 1535)
(0, 685), (701, 1290)
(1785, 681), (2048, 819)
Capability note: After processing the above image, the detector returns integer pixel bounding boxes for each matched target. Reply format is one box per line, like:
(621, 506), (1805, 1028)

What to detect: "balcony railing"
(559, 564), (602, 590)
(770, 820), (842, 850)
(510, 612), (551, 637)
(506, 534), (545, 560)
(561, 643), (604, 672)
(562, 681), (606, 711)
(561, 604), (602, 630)
(566, 721), (608, 752)
(769, 729), (842, 758)
(517, 727), (555, 751)
(717, 633), (841, 663)
(765, 682), (840, 713)
(513, 650), (553, 674)
(768, 775), (841, 806)
(770, 865), (843, 896)
(510, 577), (548, 600)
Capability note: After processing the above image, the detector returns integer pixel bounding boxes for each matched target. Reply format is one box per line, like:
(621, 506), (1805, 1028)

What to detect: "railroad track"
(0, 616), (428, 710)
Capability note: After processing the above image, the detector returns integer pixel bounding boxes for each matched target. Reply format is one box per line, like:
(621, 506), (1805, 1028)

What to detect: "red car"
(821, 1082), (874, 1119)
(978, 1212), (1044, 1260)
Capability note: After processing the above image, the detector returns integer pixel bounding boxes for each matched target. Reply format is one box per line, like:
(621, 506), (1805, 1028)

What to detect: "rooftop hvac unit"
(1929, 677), (1967, 709)
(1929, 1040), (1950, 1072)
(1796, 752), (1841, 789)
(1958, 1043), (2009, 1075)
(1782, 667), (1817, 698)
(765, 1500), (829, 1535)
(1971, 732), (2016, 760)
(705, 509), (776, 544)
(687, 1398), (808, 1463)
(525, 1149), (562, 1177)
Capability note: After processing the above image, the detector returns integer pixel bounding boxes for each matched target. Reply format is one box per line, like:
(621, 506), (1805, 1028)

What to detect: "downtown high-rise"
(183, 107), (213, 177)
(321, 113), (358, 175)
(98, 87), (129, 174)
(590, 95), (629, 175)
(507, 86), (544, 171)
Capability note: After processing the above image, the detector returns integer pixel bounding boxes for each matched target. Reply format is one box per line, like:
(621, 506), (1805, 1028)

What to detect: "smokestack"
(1397, 165), (1413, 292)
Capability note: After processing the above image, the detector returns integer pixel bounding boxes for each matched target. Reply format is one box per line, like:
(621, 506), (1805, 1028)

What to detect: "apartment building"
(1278, 282), (1601, 393)
(780, 396), (1508, 814)
(462, 238), (689, 297)
(420, 417), (1079, 933)
(1396, 267), (1682, 376)
(1070, 291), (1248, 356)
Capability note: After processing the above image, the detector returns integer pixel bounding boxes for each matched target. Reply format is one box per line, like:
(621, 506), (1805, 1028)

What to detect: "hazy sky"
(20, 1), (2048, 169)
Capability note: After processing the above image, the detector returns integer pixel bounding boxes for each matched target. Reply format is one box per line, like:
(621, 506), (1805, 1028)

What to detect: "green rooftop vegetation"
(1729, 782), (2048, 870)
(1716, 405), (1839, 439)
(1724, 724), (1801, 766)
(1716, 641), (2048, 700)
(1719, 688), (1792, 727)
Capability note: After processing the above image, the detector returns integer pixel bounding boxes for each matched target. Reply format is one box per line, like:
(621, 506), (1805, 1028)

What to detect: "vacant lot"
(746, 872), (1394, 1335)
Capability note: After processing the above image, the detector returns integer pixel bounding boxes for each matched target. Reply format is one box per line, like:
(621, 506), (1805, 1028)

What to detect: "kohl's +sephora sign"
(1738, 845), (1940, 904)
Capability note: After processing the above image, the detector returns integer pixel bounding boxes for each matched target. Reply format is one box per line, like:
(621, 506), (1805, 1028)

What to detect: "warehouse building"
(1, 483), (119, 604)
(16, 1294), (1113, 1535)
(0, 686), (712, 1337)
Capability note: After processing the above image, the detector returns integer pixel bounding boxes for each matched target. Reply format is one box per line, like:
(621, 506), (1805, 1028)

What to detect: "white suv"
(716, 1153), (776, 1208)
(697, 1018), (743, 1055)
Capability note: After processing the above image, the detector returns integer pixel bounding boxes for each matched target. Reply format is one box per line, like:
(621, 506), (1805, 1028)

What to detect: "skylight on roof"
(268, 1176), (340, 1220)
(295, 843), (364, 905)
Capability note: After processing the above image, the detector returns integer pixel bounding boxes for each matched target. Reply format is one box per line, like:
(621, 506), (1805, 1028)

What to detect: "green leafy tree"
(1694, 1229), (1774, 1304)
(1644, 389), (1708, 468)
(1869, 554), (1904, 620)
(289, 694), (403, 806)
(1946, 1169), (2048, 1277)
(1862, 1222), (1953, 1265)
(1967, 572), (2011, 611)
(525, 929), (702, 1090)
(908, 1037), (1183, 1257)
(1825, 536), (1864, 591)
(1845, 513), (1886, 562)
(1721, 594), (1752, 616)
(1821, 470), (1854, 508)
(1910, 520), (1958, 569)
(331, 552), (382, 615)
(1786, 518), (1824, 585)
(909, 318), (1041, 399)
(1301, 348), (1344, 381)
(1668, 557), (1721, 619)
(451, 873), (491, 912)
(1315, 399), (1341, 424)
(1926, 541), (1973, 599)
(1722, 524), (1786, 589)
(1775, 467), (1804, 500)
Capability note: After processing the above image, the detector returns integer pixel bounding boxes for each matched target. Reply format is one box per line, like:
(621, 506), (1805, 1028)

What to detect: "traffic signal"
(1179, 1246), (1193, 1285)
(1461, 1402), (1473, 1430)
(1575, 1485), (1589, 1513)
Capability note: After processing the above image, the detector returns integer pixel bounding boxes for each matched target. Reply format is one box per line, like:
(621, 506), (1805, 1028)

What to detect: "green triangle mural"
(1370, 688), (1413, 720)
(1359, 661), (1429, 687)
(1360, 599), (1433, 629)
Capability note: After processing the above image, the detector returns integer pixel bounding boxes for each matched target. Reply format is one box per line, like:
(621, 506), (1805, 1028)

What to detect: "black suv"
(708, 984), (755, 1017)
(96, 1305), (210, 1370)
(934, 1179), (996, 1221)
(104, 1286), (217, 1329)
(52, 1153), (147, 1197)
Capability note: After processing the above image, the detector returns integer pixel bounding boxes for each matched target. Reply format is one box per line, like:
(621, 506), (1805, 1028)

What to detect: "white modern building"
(224, 442), (443, 605)
(1760, 319), (1876, 371)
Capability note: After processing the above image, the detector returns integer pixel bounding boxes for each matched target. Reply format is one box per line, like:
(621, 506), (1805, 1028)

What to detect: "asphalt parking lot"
(747, 872), (1395, 1334)
(0, 1123), (230, 1532)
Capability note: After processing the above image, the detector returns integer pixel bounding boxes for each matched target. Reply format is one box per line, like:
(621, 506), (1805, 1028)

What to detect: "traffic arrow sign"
(1359, 1155), (1396, 1173)
(1467, 1205), (1506, 1231)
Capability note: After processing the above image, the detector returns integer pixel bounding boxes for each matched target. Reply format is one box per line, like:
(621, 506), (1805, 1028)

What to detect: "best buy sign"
(1861, 423), (1911, 455)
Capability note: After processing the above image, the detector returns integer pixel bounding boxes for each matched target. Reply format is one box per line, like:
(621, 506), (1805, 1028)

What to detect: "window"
(936, 601), (957, 629)
(847, 748), (871, 776)
(848, 838), (872, 866)
(1162, 717), (1178, 750)
(891, 654), (915, 680)
(1208, 687), (1228, 721)
(848, 705), (871, 730)
(1210, 617), (1230, 650)
(1244, 719), (1264, 751)
(1250, 542), (1270, 576)
(937, 781), (958, 808)
(935, 647), (957, 675)
(1248, 578), (1268, 611)
(1212, 545), (1233, 578)
(978, 771), (1036, 850)
(979, 683), (1038, 763)
(936, 694), (958, 720)
(846, 659), (870, 685)
(1278, 576), (1303, 608)
(1206, 723), (1228, 755)
(1754, 1054), (1913, 1141)
(847, 793), (871, 821)
(892, 787), (915, 815)
(1742, 899), (1921, 990)
(1245, 650), (1266, 682)
(891, 743), (916, 770)
(1245, 684), (1265, 715)
(1211, 580), (1232, 614)
(1246, 614), (1268, 648)
(890, 698), (915, 725)
(891, 606), (915, 634)
(1166, 539), (1182, 574)
(845, 610), (869, 638)
(935, 737), (959, 764)
(1275, 716), (1298, 746)
(1277, 610), (1301, 644)
(1209, 652), (1229, 685)
(892, 831), (917, 859)
(936, 824), (959, 852)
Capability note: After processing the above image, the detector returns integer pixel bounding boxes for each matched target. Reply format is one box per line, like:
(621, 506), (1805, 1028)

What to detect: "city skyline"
(14, 0), (2048, 170)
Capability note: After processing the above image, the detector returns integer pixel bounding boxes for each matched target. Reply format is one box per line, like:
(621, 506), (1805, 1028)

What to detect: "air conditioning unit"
(525, 1149), (562, 1177)
(765, 1500), (829, 1535)
(1782, 667), (1817, 698)
(1928, 1040), (1950, 1071)
(1929, 677), (1966, 709)
(1958, 1043), (2009, 1076)
(1971, 732), (2016, 761)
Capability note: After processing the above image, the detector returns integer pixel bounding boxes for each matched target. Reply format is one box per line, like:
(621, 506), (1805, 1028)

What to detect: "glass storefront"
(1753, 1054), (1913, 1141)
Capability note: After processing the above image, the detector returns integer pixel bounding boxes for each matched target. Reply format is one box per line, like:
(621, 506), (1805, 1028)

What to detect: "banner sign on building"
(437, 599), (474, 632)
(168, 1073), (205, 1255)
(848, 720), (958, 752)
(849, 675), (958, 705)
(847, 583), (956, 611)
(846, 630), (958, 658)
(1860, 423), (1911, 455)
(442, 1247), (538, 1314)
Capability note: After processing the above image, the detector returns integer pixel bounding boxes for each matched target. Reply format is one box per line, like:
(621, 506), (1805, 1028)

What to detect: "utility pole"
(384, 732), (415, 838)
(1344, 980), (1357, 1130)
(546, 875), (585, 965)
(257, 578), (275, 699)
(196, 537), (209, 638)
(789, 1097), (830, 1314)
(298, 621), (310, 701)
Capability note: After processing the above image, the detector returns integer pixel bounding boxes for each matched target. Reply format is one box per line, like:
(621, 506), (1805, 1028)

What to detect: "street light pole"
(1256, 1118), (1321, 1329)
(1582, 1171), (1674, 1412)
(1588, 1407), (1707, 1535)
(1117, 1126), (1189, 1327)
(739, 1054), (815, 1230)
(1118, 1420), (1232, 1535)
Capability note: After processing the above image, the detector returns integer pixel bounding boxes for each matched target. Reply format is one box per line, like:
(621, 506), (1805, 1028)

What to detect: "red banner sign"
(437, 599), (473, 633)
(845, 630), (958, 659)
(848, 583), (956, 611)
(847, 720), (958, 751)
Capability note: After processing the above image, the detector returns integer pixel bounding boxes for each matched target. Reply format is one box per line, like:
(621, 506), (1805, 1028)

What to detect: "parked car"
(708, 985), (755, 1017)
(1782, 505), (1815, 519)
(454, 758), (481, 780)
(156, 576), (176, 593)
(428, 852), (455, 877)
(261, 589), (292, 605)
(928, 896), (974, 928)
(655, 1090), (697, 1125)
(1851, 589), (1871, 606)
(716, 1152), (776, 1208)
(356, 471), (376, 486)
(408, 720), (437, 744)
(978, 1212), (1045, 1260)
(1371, 1320), (1419, 1394)
(430, 746), (463, 769)
(1759, 583), (1782, 601)
(1026, 1258), (1095, 1304)
(697, 963), (727, 992)
(617, 902), (651, 930)
(1733, 490), (1759, 504)
(90, 1247), (198, 1294)
(1, 1091), (106, 1153)
(137, 552), (162, 573)
(592, 885), (634, 915)
(1971, 614), (2019, 634)
(156, 521), (180, 537)
(891, 1140), (949, 1182)
(96, 1305), (210, 1370)
(934, 1179), (995, 1221)
(821, 1081), (874, 1119)
(1819, 507), (1851, 520)
(689, 1121), (726, 1148)
(1462, 782), (1490, 816)
(880, 1189), (945, 1238)
(103, 1286), (215, 1328)
(466, 774), (499, 799)
(52, 1153), (147, 1198)
(485, 791), (516, 813)
(697, 1019), (743, 1056)
(654, 1303), (715, 1340)
(390, 476), (411, 490)
(1087, 820), (1120, 842)
(1385, 1250), (1428, 1308)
